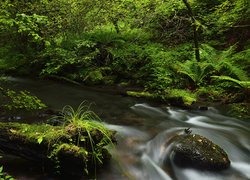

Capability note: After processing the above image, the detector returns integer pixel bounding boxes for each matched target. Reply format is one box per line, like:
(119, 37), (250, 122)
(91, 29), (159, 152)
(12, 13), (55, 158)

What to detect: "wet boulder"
(172, 134), (230, 171)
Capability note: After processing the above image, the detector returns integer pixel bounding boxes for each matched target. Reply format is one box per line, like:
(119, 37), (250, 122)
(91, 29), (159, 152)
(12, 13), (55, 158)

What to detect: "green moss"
(0, 118), (115, 176)
(1, 122), (68, 145)
(56, 144), (88, 157)
(127, 91), (156, 99)
(167, 89), (197, 106)
(127, 89), (197, 106)
(179, 134), (228, 159)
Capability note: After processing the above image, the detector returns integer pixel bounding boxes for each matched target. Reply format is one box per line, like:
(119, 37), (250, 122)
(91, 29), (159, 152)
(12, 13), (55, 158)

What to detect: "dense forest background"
(0, 0), (249, 112)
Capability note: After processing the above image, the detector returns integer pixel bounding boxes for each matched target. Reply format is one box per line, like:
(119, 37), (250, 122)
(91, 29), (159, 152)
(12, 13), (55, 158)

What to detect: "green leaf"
(37, 136), (44, 144)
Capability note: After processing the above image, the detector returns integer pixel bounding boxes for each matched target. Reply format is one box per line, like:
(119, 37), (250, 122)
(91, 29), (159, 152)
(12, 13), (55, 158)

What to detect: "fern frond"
(200, 44), (248, 81)
(176, 60), (214, 87)
(218, 61), (249, 81)
(212, 76), (250, 89)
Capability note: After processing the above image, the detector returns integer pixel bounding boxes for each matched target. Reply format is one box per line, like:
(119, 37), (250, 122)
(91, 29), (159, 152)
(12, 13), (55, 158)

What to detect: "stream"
(1, 77), (250, 180)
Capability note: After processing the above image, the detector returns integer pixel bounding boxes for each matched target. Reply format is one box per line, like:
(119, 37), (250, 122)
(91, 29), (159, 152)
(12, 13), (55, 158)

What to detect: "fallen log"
(0, 121), (115, 176)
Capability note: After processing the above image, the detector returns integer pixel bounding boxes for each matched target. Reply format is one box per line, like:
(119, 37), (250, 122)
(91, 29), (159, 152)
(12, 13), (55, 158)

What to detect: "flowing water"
(1, 77), (250, 180)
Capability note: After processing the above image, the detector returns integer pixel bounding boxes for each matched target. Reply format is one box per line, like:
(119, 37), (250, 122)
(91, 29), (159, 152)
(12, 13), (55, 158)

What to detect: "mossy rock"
(171, 134), (230, 171)
(0, 122), (115, 176)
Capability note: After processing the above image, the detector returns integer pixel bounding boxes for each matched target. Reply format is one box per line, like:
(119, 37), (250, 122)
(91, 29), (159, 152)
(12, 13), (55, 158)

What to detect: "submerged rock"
(171, 134), (230, 171)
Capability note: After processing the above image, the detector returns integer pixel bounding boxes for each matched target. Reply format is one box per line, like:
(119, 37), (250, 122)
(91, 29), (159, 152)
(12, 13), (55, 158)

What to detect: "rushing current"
(1, 77), (250, 180)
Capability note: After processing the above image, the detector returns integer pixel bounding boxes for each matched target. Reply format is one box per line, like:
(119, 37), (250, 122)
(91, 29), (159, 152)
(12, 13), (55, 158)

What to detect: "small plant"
(49, 102), (115, 175)
(57, 101), (101, 125)
(0, 87), (47, 111)
(174, 60), (214, 89)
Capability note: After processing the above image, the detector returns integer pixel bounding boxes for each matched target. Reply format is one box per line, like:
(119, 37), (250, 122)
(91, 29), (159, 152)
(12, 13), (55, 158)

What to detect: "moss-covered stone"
(172, 134), (230, 171)
(0, 122), (115, 176)
(127, 91), (156, 99)
(127, 89), (197, 108)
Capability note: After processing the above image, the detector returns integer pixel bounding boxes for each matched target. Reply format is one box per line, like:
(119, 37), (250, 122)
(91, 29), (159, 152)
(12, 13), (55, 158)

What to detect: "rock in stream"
(171, 134), (230, 171)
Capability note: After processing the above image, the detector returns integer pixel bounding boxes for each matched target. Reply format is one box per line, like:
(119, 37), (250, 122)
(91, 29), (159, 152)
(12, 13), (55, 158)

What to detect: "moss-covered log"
(0, 122), (115, 176)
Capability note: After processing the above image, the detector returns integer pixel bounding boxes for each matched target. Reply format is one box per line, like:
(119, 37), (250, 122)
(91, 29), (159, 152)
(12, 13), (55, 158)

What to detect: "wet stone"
(171, 134), (230, 171)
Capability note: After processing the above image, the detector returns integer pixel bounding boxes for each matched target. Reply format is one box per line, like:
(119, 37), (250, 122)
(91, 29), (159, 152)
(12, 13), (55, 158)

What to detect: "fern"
(175, 60), (214, 88)
(200, 44), (249, 81)
(231, 48), (250, 73)
(212, 76), (250, 89)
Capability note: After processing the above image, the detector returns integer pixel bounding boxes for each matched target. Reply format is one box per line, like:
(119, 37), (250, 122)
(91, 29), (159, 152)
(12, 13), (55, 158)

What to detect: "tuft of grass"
(57, 101), (101, 125)
(51, 102), (115, 175)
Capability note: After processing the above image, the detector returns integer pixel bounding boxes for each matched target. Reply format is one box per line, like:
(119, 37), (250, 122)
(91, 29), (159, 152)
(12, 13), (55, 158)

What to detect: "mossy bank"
(0, 120), (115, 177)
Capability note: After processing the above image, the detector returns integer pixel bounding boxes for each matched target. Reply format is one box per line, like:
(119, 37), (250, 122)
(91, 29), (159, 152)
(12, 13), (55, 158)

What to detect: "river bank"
(1, 75), (249, 120)
(0, 77), (250, 180)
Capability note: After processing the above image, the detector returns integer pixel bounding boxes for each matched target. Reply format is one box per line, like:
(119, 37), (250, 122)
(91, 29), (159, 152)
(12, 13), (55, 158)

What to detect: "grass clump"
(0, 102), (115, 176)
(53, 102), (115, 166)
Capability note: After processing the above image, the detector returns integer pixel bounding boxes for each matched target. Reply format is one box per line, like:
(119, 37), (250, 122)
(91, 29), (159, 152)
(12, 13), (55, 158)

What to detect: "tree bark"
(182, 0), (200, 62)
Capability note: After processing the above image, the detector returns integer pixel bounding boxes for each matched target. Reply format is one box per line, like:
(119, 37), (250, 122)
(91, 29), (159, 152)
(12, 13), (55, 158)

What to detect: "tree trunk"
(182, 0), (200, 62)
(112, 18), (120, 34)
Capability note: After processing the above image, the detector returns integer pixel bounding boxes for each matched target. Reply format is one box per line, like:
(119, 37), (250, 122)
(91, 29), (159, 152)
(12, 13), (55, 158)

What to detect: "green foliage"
(0, 88), (47, 111)
(15, 13), (49, 43)
(51, 102), (115, 167)
(174, 60), (214, 88)
(0, 166), (14, 180)
(56, 101), (101, 125)
(200, 44), (249, 81)
(196, 86), (226, 101)
(167, 89), (197, 106)
(83, 70), (104, 84)
(212, 76), (250, 89)
(2, 101), (115, 176)
(231, 48), (250, 73)
(41, 47), (77, 76)
(201, 0), (250, 36)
